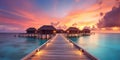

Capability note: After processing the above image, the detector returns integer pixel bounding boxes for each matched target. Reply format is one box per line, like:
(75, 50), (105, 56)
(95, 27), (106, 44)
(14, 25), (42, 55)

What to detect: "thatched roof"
(56, 29), (64, 33)
(38, 25), (56, 31)
(82, 29), (91, 33)
(66, 27), (80, 31)
(26, 27), (36, 33)
(26, 27), (36, 31)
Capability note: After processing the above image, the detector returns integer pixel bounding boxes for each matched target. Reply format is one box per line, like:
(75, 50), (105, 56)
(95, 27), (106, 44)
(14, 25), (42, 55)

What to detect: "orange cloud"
(1, 0), (119, 32)
(58, 0), (118, 29)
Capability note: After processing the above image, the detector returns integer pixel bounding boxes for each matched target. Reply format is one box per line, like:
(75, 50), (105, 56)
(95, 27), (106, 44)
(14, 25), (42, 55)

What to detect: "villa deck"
(22, 34), (97, 60)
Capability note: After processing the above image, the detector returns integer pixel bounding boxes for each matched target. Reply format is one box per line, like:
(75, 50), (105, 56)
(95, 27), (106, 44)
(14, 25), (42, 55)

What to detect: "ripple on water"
(0, 33), (47, 60)
(69, 33), (120, 60)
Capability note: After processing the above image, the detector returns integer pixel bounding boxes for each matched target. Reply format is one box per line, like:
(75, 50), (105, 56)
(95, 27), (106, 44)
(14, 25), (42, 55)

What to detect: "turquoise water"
(69, 33), (120, 60)
(0, 33), (47, 60)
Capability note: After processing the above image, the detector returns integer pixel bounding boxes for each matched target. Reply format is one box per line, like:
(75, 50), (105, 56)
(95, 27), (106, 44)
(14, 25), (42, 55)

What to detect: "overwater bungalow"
(26, 27), (37, 34)
(22, 34), (97, 60)
(37, 25), (56, 39)
(66, 27), (80, 37)
(82, 29), (91, 36)
(56, 29), (65, 33)
(20, 27), (37, 37)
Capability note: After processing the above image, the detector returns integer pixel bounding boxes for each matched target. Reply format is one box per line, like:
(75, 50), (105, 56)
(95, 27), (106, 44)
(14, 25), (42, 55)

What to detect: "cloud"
(0, 0), (57, 32)
(97, 4), (120, 28)
(0, 0), (119, 32)
(74, 0), (80, 3)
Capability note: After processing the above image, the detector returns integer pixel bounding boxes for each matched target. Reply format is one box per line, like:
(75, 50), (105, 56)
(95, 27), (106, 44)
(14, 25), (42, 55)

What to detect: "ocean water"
(69, 33), (120, 60)
(0, 33), (47, 60)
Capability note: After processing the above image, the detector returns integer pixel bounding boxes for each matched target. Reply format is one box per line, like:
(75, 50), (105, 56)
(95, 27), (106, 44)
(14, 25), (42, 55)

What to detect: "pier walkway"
(22, 34), (97, 60)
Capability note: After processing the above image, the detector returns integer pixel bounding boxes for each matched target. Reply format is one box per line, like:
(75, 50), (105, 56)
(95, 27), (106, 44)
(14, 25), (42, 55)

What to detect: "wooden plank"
(22, 34), (97, 60)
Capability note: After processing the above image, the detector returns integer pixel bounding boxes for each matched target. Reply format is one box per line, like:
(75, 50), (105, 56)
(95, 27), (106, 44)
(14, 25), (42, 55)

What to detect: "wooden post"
(46, 34), (47, 39)
(41, 34), (43, 39)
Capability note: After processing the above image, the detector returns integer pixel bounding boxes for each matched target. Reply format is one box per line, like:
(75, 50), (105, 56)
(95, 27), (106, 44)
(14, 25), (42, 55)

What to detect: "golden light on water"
(97, 27), (120, 33)
(112, 27), (120, 31)
(78, 34), (99, 49)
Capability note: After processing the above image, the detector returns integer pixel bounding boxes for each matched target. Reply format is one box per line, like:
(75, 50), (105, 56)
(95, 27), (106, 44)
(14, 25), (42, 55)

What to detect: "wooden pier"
(18, 33), (55, 39)
(22, 34), (97, 60)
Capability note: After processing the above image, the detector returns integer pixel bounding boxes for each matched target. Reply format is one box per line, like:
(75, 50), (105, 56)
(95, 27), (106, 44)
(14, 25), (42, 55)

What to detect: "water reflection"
(80, 34), (99, 50)
(69, 33), (120, 60)
(26, 38), (37, 43)
(0, 34), (47, 60)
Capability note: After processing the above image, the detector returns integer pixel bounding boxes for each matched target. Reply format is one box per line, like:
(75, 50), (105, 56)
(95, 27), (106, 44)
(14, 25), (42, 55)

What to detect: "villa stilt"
(37, 25), (56, 39)
(66, 27), (81, 37)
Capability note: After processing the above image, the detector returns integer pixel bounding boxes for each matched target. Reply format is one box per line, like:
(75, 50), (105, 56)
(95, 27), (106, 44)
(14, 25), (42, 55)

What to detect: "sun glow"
(1, 0), (120, 33)
(112, 27), (120, 31)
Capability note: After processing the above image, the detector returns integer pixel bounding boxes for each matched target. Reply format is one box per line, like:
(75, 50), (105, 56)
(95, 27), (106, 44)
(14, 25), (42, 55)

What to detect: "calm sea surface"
(69, 33), (120, 60)
(0, 33), (120, 60)
(0, 33), (47, 60)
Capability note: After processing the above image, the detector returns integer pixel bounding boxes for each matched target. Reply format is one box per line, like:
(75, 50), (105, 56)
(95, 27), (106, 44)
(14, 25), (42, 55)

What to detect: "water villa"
(26, 27), (37, 34)
(66, 27), (81, 37)
(82, 29), (91, 36)
(18, 25), (91, 38)
(37, 25), (56, 39)
(19, 25), (96, 60)
(18, 25), (56, 39)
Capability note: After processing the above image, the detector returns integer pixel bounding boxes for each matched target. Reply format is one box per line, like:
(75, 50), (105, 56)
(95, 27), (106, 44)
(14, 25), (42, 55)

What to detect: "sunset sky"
(0, 0), (120, 32)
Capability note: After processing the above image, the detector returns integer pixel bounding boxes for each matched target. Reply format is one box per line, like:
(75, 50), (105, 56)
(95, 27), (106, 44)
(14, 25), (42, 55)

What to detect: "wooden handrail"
(21, 34), (97, 60)
(21, 36), (54, 60)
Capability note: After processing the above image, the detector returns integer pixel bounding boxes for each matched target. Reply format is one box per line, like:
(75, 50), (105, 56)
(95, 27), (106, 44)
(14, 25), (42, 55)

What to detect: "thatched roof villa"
(26, 27), (36, 34)
(82, 29), (91, 33)
(37, 25), (56, 34)
(66, 27), (80, 34)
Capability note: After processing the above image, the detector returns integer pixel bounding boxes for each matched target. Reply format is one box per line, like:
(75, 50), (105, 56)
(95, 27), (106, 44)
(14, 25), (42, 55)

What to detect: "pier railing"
(21, 36), (53, 60)
(21, 34), (97, 60)
(17, 33), (55, 39)
(67, 38), (98, 60)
